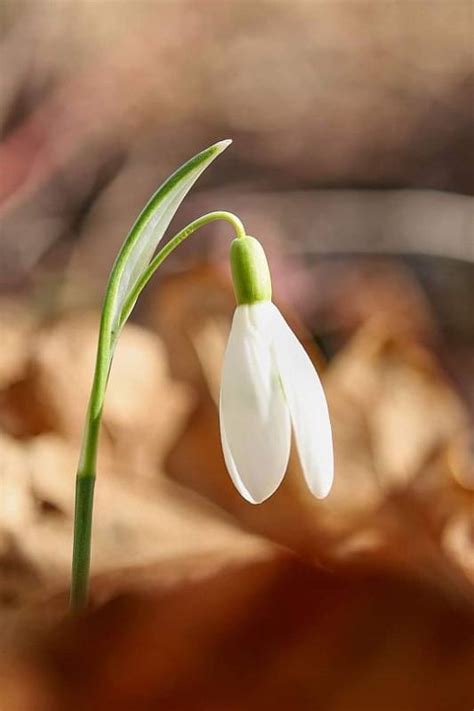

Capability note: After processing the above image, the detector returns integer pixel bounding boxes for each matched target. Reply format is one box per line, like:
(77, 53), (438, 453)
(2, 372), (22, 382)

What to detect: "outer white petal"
(270, 304), (333, 498)
(219, 304), (291, 504)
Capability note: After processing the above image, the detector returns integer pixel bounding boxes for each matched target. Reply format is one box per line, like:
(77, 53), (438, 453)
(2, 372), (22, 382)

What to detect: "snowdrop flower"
(219, 236), (333, 503)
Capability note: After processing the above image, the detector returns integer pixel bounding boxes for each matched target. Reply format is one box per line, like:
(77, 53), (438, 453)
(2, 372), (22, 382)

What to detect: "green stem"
(70, 476), (95, 609)
(70, 308), (113, 611)
(69, 210), (245, 612)
(118, 211), (245, 329)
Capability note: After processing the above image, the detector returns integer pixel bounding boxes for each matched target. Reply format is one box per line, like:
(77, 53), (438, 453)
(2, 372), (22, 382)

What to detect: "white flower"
(219, 299), (334, 504)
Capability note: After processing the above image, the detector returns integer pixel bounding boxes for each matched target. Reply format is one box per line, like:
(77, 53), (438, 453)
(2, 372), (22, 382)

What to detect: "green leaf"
(105, 139), (231, 334)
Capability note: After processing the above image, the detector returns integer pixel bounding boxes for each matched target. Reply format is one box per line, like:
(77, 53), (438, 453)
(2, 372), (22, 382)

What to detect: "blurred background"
(0, 1), (473, 709)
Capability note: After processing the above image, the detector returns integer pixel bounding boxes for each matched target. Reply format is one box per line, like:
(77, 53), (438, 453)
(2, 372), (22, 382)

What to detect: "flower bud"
(230, 236), (272, 305)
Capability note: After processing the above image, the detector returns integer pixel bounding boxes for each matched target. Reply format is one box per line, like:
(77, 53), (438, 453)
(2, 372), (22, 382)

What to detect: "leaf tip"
(214, 138), (233, 152)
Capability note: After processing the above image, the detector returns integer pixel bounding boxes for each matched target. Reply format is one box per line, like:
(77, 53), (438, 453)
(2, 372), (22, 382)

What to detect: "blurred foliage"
(0, 265), (473, 708)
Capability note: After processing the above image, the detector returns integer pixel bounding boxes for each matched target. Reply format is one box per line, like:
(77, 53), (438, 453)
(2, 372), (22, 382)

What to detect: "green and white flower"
(220, 236), (333, 503)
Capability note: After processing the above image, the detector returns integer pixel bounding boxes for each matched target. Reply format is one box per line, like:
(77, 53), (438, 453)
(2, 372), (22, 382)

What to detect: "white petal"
(219, 304), (291, 504)
(270, 304), (333, 498)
